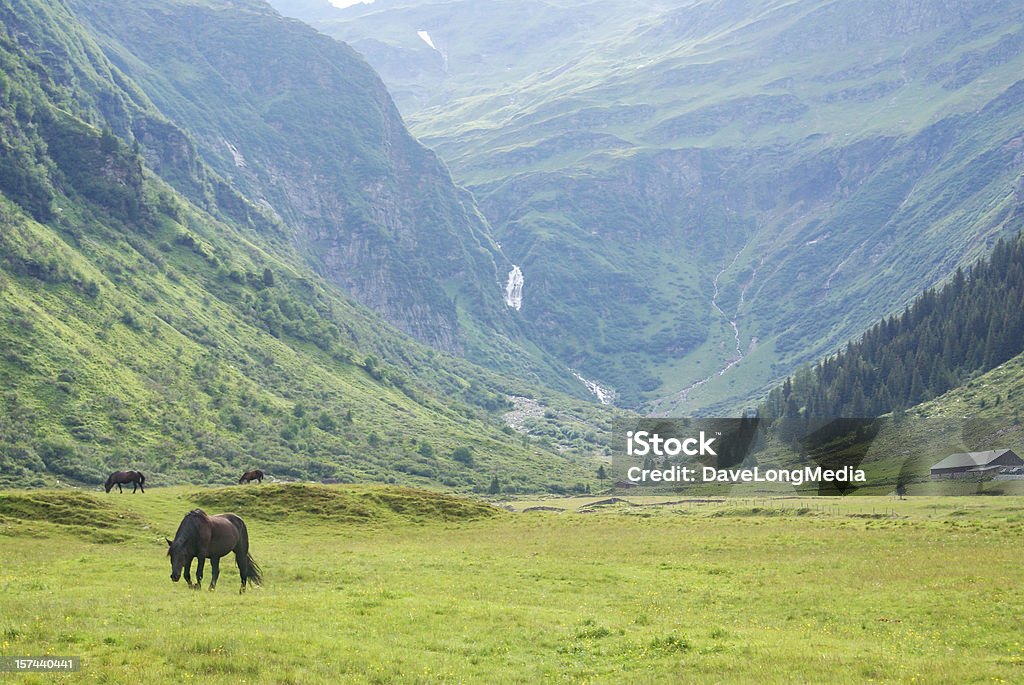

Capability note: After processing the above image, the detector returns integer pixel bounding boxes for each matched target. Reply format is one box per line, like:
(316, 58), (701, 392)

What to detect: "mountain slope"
(278, 0), (1024, 412)
(730, 231), (1024, 491)
(761, 232), (1024, 422)
(0, 0), (616, 490)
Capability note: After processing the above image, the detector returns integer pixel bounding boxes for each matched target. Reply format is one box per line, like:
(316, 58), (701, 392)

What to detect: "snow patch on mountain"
(417, 30), (448, 71)
(417, 30), (437, 50)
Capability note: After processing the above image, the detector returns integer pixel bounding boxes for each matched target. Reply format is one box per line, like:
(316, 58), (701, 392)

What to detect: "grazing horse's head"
(167, 538), (185, 582)
(104, 476), (113, 493)
(167, 510), (206, 583)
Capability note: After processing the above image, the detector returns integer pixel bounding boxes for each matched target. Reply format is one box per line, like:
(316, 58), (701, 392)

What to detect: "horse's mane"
(168, 508), (209, 555)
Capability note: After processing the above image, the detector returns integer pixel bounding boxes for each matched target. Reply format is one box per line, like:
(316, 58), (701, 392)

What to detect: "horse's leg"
(117, 483), (123, 493)
(209, 557), (220, 591)
(195, 556), (205, 590)
(132, 481), (137, 493)
(139, 480), (144, 493)
(183, 557), (194, 589)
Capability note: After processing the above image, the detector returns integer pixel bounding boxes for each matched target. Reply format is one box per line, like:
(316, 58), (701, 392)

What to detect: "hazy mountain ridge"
(280, 0), (1024, 411)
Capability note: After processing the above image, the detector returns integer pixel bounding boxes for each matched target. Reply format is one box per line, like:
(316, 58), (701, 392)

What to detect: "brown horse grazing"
(238, 469), (264, 484)
(104, 471), (145, 493)
(166, 509), (261, 593)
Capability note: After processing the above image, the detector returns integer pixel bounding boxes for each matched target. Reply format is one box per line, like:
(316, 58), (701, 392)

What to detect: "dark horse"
(238, 469), (264, 484)
(166, 509), (261, 593)
(104, 471), (145, 493)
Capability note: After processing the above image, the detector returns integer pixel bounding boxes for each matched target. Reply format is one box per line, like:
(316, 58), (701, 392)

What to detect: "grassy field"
(1, 485), (1022, 683)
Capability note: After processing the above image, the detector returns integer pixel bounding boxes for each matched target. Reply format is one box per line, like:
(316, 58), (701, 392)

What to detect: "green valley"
(5, 3), (1024, 683)
(282, 0), (1024, 411)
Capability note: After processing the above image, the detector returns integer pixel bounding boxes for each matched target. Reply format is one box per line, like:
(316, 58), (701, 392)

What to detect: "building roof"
(930, 449), (1018, 471)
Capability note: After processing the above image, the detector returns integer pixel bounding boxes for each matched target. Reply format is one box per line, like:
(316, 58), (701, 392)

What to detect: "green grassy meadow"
(2, 485), (1023, 683)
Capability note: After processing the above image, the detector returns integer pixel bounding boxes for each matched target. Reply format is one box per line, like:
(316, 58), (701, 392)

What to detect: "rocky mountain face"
(276, 0), (1024, 411)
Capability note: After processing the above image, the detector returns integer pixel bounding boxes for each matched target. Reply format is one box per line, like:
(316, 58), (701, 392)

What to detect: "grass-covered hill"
(0, 0), (626, 491)
(0, 484), (502, 545)
(279, 0), (1024, 411)
(849, 336), (1024, 484)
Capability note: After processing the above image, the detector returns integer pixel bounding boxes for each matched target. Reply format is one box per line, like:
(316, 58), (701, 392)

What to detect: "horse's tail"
(138, 472), (145, 484)
(245, 553), (262, 586)
(230, 514), (262, 586)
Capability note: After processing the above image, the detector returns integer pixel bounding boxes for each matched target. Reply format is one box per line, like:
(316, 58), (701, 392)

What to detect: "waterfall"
(570, 369), (615, 405)
(504, 265), (524, 310)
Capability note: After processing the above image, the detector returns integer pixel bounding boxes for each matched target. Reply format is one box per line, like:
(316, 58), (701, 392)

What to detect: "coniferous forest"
(762, 233), (1024, 421)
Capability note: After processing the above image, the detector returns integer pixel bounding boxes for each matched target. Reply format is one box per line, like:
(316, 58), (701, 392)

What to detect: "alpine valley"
(5, 0), (1024, 490)
(277, 0), (1024, 411)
